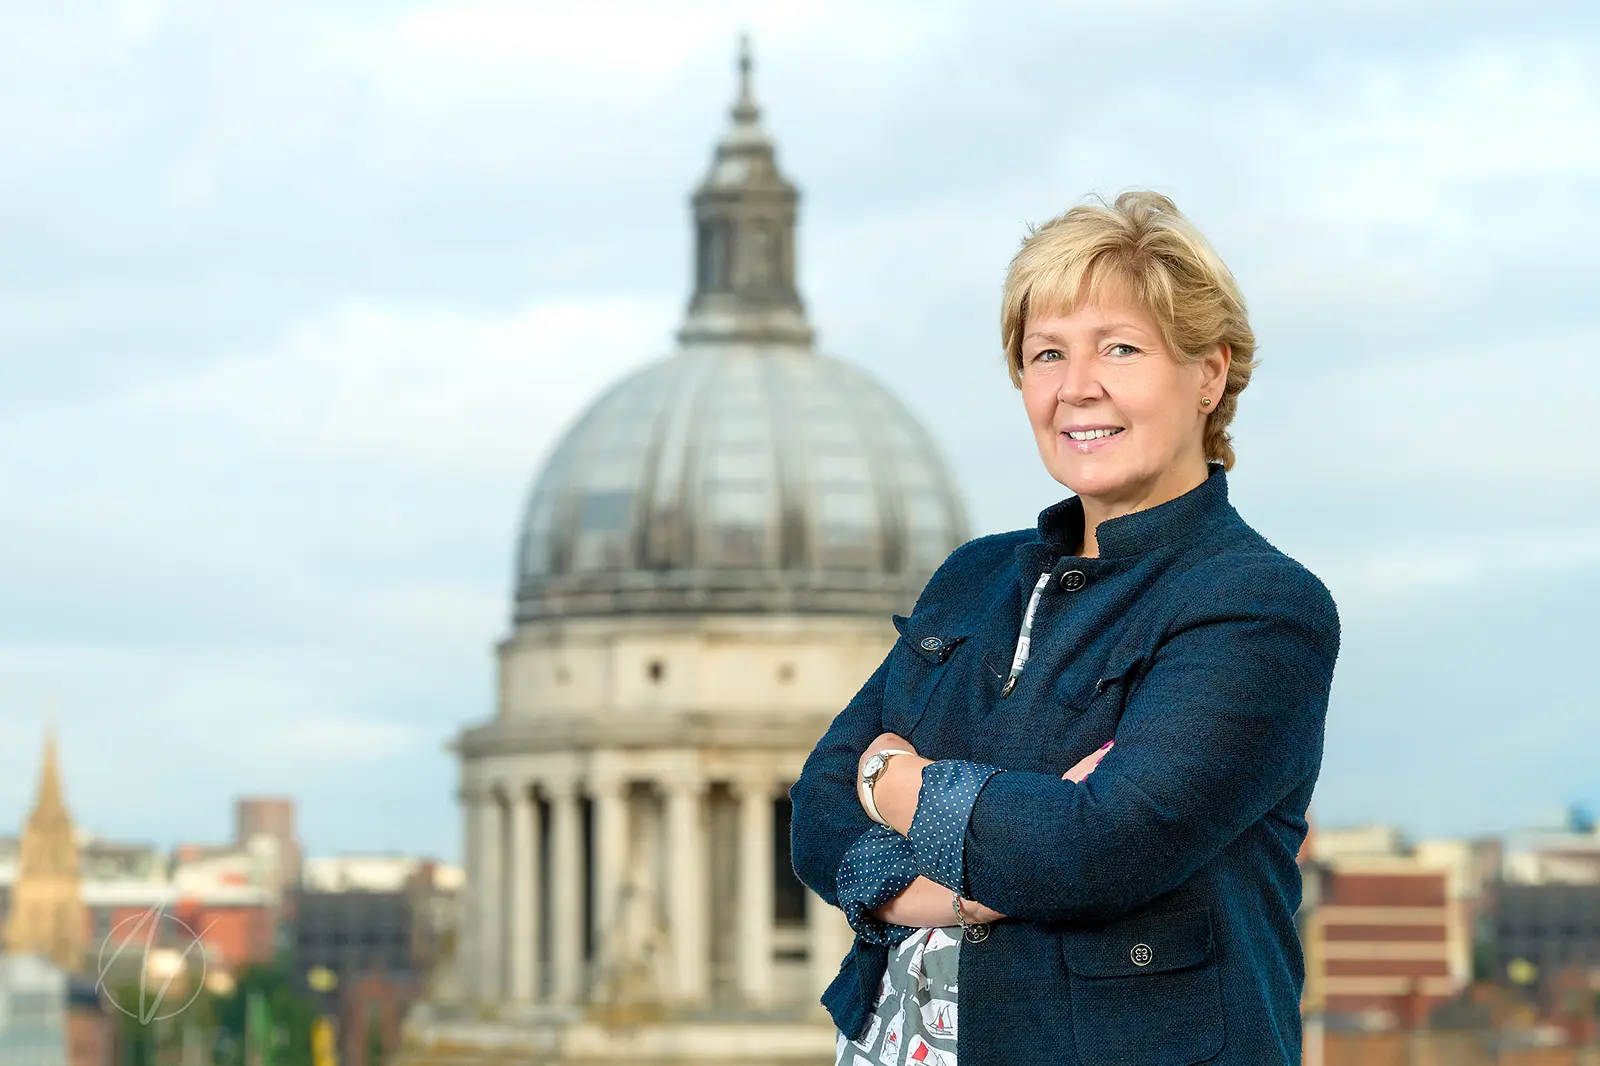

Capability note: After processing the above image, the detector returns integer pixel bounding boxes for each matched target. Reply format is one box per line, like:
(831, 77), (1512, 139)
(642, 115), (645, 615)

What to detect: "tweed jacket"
(789, 466), (1341, 1066)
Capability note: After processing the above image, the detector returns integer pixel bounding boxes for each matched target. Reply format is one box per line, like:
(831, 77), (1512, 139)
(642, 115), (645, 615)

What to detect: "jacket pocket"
(1057, 648), (1145, 716)
(882, 614), (970, 737)
(1060, 906), (1225, 1066)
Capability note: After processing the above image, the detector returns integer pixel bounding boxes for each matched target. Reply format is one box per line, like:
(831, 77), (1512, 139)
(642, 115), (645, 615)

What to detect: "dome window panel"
(707, 415), (772, 445)
(577, 490), (635, 533)
(816, 487), (876, 528)
(902, 494), (948, 533)
(709, 524), (772, 567)
(572, 530), (633, 572)
(808, 452), (873, 485)
(705, 483), (773, 524)
(707, 449), (774, 482)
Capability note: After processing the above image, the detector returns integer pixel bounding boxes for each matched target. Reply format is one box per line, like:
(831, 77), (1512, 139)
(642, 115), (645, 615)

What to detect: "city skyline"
(2, 2), (1599, 862)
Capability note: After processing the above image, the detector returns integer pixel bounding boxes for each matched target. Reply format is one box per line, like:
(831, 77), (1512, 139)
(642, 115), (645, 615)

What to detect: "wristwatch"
(859, 749), (914, 826)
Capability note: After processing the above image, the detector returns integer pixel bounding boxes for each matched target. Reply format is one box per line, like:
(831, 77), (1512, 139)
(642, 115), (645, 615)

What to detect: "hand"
(958, 896), (1006, 924)
(1063, 740), (1114, 782)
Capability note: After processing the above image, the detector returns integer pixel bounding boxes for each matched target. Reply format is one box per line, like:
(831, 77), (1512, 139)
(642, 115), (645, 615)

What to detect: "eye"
(1031, 348), (1064, 363)
(1105, 343), (1141, 358)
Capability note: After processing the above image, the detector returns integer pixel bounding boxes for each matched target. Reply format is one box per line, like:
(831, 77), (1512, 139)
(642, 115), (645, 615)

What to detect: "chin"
(1049, 460), (1129, 500)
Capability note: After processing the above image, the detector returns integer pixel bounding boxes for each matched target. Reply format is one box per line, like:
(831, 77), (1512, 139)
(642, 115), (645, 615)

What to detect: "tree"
(210, 962), (319, 1066)
(364, 1008), (385, 1066)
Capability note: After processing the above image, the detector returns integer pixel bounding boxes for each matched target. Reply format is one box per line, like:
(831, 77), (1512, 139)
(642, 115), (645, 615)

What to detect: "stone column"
(547, 781), (584, 1005)
(477, 788), (505, 1004)
(732, 777), (775, 1008)
(508, 779), (541, 1003)
(457, 787), (481, 1005)
(662, 775), (709, 1005)
(590, 776), (630, 998)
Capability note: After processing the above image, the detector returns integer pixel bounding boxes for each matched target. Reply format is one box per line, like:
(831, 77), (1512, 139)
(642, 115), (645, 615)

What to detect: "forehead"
(1023, 278), (1162, 339)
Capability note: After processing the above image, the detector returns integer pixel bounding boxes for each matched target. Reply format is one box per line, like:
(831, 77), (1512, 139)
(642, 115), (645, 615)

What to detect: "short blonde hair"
(1000, 190), (1257, 470)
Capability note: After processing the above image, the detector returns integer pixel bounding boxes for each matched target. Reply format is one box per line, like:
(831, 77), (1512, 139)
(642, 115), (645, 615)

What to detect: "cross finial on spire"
(732, 34), (758, 122)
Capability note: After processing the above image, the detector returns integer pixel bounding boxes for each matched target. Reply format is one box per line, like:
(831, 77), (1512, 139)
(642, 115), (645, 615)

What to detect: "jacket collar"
(1028, 463), (1231, 565)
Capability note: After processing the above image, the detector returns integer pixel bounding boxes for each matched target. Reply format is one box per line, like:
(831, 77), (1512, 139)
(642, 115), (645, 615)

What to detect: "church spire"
(34, 726), (69, 822)
(4, 727), (88, 972)
(678, 37), (814, 349)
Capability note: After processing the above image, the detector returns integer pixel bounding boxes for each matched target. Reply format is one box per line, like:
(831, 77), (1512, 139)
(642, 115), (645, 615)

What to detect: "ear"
(1200, 342), (1231, 396)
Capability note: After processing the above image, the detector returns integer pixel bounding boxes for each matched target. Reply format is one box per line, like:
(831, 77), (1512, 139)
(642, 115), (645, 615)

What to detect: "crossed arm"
(864, 735), (1114, 928)
(790, 560), (1339, 936)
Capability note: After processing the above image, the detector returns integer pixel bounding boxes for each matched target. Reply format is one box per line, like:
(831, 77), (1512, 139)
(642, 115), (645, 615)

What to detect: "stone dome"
(515, 345), (968, 621)
(512, 43), (969, 622)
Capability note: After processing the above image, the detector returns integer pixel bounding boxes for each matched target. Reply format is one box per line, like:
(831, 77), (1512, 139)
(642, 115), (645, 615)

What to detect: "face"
(1019, 282), (1228, 521)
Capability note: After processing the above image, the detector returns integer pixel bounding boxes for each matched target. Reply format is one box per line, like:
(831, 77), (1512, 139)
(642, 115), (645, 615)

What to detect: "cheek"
(1021, 381), (1056, 427)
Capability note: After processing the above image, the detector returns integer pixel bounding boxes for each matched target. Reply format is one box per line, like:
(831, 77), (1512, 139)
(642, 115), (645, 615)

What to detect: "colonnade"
(459, 767), (851, 1011)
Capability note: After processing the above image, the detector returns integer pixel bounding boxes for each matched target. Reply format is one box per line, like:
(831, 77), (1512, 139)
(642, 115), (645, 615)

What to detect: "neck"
(1076, 457), (1210, 558)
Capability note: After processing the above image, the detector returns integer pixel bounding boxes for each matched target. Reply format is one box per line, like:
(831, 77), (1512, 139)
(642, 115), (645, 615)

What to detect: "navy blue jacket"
(790, 466), (1340, 1066)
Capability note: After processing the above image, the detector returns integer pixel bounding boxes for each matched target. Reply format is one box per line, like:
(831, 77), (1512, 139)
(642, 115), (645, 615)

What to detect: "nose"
(1055, 352), (1102, 405)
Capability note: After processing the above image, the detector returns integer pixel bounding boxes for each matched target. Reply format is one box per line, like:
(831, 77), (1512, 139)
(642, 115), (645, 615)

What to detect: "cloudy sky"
(3, 0), (1597, 863)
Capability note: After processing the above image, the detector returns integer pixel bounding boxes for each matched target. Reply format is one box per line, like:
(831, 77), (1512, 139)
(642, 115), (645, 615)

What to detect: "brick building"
(1299, 821), (1481, 1046)
(1304, 855), (1468, 1024)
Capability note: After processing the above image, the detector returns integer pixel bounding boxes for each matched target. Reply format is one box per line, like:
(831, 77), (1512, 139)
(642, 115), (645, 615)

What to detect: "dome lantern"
(678, 37), (814, 349)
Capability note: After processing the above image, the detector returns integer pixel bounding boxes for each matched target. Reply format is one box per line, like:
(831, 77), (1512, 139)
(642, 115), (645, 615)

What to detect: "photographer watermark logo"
(95, 901), (214, 1023)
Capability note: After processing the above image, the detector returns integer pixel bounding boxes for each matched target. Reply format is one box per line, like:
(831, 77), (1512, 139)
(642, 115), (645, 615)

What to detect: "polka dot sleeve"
(909, 760), (1004, 894)
(834, 824), (922, 945)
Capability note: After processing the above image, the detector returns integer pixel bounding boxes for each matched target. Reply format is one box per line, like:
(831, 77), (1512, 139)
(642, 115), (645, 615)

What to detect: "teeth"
(1066, 428), (1123, 441)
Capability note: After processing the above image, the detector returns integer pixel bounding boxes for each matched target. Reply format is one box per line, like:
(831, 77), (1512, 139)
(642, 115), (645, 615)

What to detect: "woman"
(790, 190), (1340, 1066)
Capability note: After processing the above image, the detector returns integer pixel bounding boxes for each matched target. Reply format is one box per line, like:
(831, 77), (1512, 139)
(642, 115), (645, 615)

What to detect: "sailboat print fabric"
(834, 925), (960, 1066)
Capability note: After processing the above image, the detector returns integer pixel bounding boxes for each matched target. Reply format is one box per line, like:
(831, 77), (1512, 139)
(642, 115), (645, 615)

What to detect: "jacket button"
(1130, 943), (1153, 967)
(1059, 569), (1087, 592)
(919, 636), (943, 652)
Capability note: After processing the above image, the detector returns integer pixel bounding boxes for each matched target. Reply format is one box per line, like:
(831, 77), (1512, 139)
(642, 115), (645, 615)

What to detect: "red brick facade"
(1303, 862), (1467, 1026)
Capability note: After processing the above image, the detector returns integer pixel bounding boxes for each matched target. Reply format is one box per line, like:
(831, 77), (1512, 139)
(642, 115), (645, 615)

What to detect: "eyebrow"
(1023, 323), (1149, 346)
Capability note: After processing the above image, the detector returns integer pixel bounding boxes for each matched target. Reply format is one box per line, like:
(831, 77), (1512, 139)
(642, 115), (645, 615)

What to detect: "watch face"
(863, 754), (887, 780)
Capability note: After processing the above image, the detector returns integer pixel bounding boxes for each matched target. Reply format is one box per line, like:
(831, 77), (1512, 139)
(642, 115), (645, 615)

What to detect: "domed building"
(402, 42), (968, 1066)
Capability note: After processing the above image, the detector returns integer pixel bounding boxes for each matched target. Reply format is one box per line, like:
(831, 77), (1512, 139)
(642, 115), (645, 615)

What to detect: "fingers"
(964, 900), (1007, 924)
(1062, 740), (1114, 782)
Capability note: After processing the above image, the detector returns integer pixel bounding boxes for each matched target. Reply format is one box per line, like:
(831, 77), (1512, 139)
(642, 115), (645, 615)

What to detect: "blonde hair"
(1000, 190), (1257, 470)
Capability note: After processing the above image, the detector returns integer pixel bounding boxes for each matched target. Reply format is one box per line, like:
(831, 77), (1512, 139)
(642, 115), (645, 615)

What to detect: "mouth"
(1061, 426), (1125, 453)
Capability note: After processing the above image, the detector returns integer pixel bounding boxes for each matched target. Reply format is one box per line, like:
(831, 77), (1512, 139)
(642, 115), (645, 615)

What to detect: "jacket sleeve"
(789, 653), (894, 907)
(960, 559), (1340, 924)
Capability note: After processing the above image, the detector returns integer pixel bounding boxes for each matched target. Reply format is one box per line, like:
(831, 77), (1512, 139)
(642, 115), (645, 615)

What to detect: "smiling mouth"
(1064, 428), (1124, 441)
